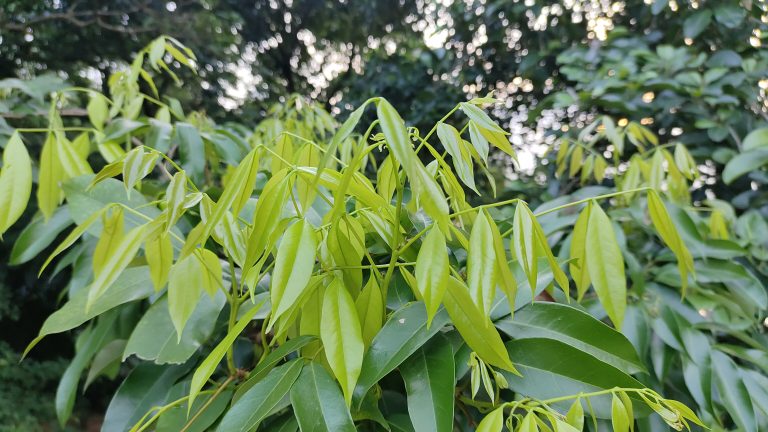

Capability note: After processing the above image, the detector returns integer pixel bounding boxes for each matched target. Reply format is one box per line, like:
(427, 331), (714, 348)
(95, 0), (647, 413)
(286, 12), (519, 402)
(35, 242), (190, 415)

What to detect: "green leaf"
(233, 335), (316, 403)
(611, 394), (630, 432)
(500, 339), (643, 418)
(56, 312), (118, 426)
(476, 406), (505, 432)
(290, 362), (356, 432)
(354, 302), (449, 405)
(495, 302), (645, 374)
(742, 127), (768, 151)
(488, 212), (517, 314)
(321, 278), (365, 406)
(123, 292), (225, 364)
(712, 350), (756, 432)
(37, 133), (65, 219)
(188, 301), (265, 410)
(585, 202), (626, 329)
(87, 93), (109, 129)
(85, 223), (147, 309)
(165, 171), (187, 230)
(217, 360), (303, 432)
(176, 122), (206, 184)
(513, 202), (538, 292)
(467, 210), (496, 316)
(437, 122), (477, 193)
(723, 148), (768, 184)
(146, 231), (173, 290)
(683, 10), (712, 39)
(415, 226), (449, 326)
(23, 267), (152, 357)
(468, 122), (490, 163)
(400, 335), (455, 432)
(0, 132), (32, 233)
(647, 191), (694, 295)
(356, 277), (384, 347)
(156, 385), (232, 432)
(102, 362), (190, 432)
(460, 103), (504, 133)
(168, 252), (214, 338)
(566, 398), (584, 430)
(443, 277), (517, 373)
(93, 207), (125, 277)
(269, 218), (317, 328)
(569, 205), (591, 300)
(10, 205), (72, 265)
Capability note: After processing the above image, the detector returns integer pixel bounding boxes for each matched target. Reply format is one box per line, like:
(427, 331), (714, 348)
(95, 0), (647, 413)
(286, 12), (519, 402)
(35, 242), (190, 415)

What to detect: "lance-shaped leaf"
(468, 122), (490, 164)
(415, 226), (449, 326)
(569, 205), (591, 300)
(188, 301), (264, 410)
(10, 205), (72, 265)
(647, 190), (694, 296)
(93, 208), (125, 277)
(495, 302), (645, 374)
(321, 278), (365, 406)
(217, 360), (303, 432)
(354, 302), (450, 405)
(585, 202), (626, 330)
(86, 223), (147, 310)
(269, 218), (317, 329)
(54, 131), (92, 179)
(401, 335), (455, 432)
(165, 172), (187, 231)
(712, 351), (756, 432)
(487, 212), (518, 314)
(476, 406), (505, 432)
(245, 170), (291, 270)
(356, 277), (384, 347)
(87, 93), (109, 129)
(146, 231), (173, 291)
(467, 210), (496, 316)
(0, 132), (32, 235)
(167, 250), (224, 339)
(513, 202), (538, 292)
(437, 122), (478, 193)
(530, 218), (569, 297)
(377, 99), (449, 232)
(290, 362), (357, 432)
(203, 148), (260, 243)
(38, 133), (65, 219)
(443, 277), (517, 374)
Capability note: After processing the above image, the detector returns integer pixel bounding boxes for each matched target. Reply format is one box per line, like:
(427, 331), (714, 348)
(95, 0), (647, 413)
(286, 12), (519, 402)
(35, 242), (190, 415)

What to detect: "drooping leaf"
(501, 338), (643, 418)
(102, 362), (190, 432)
(585, 202), (626, 329)
(321, 278), (365, 406)
(24, 267), (152, 357)
(0, 132), (32, 234)
(467, 210), (496, 316)
(290, 362), (357, 432)
(269, 218), (317, 328)
(217, 360), (303, 432)
(513, 202), (538, 292)
(145, 231), (174, 291)
(712, 351), (756, 432)
(123, 292), (226, 365)
(569, 205), (591, 300)
(400, 335), (455, 432)
(443, 277), (517, 373)
(188, 301), (264, 410)
(10, 205), (72, 265)
(495, 302), (645, 374)
(414, 226), (449, 326)
(355, 277), (384, 347)
(354, 302), (449, 405)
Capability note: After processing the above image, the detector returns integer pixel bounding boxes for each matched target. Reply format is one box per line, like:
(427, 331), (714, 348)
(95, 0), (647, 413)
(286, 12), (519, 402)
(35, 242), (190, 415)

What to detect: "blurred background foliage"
(1, 0), (767, 430)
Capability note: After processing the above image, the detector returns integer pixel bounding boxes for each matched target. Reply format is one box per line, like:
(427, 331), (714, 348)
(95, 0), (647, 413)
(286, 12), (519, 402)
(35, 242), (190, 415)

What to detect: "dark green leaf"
(290, 362), (356, 432)
(400, 335), (455, 432)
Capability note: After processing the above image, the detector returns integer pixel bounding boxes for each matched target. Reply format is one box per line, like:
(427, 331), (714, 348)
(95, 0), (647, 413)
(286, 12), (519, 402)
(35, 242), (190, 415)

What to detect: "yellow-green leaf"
(168, 253), (206, 338)
(38, 133), (65, 219)
(145, 231), (173, 291)
(569, 206), (591, 301)
(270, 219), (317, 329)
(513, 202), (537, 292)
(0, 132), (32, 234)
(198, 249), (223, 298)
(165, 171), (187, 231)
(321, 278), (364, 406)
(355, 277), (383, 347)
(467, 210), (496, 316)
(585, 202), (626, 329)
(86, 224), (147, 310)
(93, 208), (125, 277)
(476, 406), (505, 432)
(443, 277), (518, 374)
(611, 394), (630, 432)
(647, 190), (694, 296)
(87, 93), (109, 130)
(415, 226), (449, 326)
